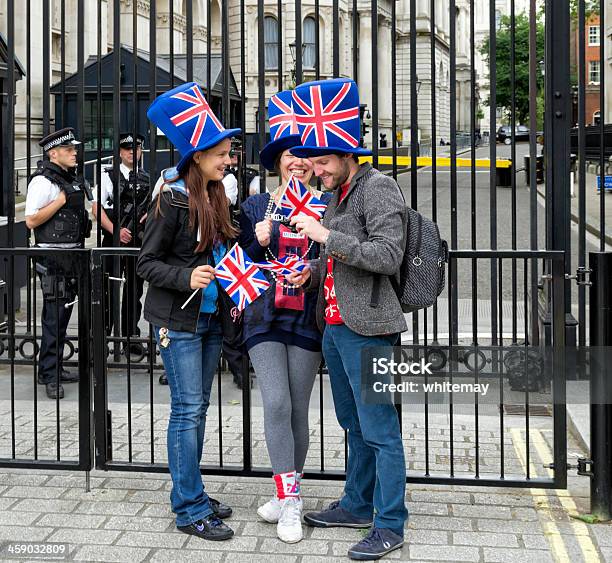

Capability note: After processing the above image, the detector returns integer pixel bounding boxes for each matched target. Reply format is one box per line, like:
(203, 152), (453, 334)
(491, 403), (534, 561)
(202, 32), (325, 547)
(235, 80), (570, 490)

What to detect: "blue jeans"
(154, 314), (223, 527)
(322, 324), (408, 536)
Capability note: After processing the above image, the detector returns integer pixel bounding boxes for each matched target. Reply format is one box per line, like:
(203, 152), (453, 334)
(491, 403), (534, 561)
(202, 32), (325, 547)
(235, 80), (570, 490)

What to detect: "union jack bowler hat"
(147, 82), (241, 173)
(259, 90), (302, 171)
(290, 78), (371, 158)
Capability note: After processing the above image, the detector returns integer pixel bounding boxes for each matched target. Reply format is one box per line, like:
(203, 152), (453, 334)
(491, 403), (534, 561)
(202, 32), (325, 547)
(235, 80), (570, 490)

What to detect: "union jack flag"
(268, 93), (299, 141)
(170, 85), (224, 148)
(255, 255), (308, 277)
(215, 243), (270, 312)
(292, 82), (360, 149)
(277, 175), (328, 221)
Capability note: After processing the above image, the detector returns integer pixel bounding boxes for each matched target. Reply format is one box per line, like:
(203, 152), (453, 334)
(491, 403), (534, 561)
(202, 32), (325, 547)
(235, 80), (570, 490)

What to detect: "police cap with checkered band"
(39, 127), (82, 152)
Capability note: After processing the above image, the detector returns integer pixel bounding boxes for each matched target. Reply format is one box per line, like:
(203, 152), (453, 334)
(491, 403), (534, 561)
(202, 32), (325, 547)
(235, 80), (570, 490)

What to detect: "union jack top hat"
(290, 78), (371, 158)
(259, 90), (302, 171)
(147, 82), (241, 173)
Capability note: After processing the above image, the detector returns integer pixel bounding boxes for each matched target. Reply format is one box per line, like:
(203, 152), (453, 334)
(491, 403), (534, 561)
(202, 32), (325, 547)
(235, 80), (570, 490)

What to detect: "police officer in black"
(92, 133), (150, 351)
(25, 128), (91, 399)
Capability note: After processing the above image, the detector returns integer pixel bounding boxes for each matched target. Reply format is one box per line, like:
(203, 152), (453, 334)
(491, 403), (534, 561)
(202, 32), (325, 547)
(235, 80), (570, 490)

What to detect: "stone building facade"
(1, 0), (499, 167)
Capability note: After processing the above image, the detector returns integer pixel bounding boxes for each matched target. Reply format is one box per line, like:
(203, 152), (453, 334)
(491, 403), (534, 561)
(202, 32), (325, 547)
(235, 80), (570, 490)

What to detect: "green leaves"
(479, 13), (545, 126)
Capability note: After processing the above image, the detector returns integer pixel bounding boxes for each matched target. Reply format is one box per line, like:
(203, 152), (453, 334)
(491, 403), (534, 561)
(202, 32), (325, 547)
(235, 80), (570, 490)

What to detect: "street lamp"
(415, 76), (422, 95)
(289, 41), (306, 86)
(289, 41), (297, 65)
(539, 59), (545, 78)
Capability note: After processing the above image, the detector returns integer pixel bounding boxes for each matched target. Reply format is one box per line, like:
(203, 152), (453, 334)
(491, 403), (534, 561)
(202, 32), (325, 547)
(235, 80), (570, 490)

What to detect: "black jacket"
(136, 187), (211, 332)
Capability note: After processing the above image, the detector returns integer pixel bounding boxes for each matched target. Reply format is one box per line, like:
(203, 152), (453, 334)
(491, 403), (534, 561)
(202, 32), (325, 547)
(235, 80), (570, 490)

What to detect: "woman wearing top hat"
(137, 83), (240, 541)
(238, 90), (331, 544)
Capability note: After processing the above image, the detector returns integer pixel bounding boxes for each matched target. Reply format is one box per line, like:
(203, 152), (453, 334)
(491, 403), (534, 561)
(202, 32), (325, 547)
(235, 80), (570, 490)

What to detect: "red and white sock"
(273, 471), (300, 500)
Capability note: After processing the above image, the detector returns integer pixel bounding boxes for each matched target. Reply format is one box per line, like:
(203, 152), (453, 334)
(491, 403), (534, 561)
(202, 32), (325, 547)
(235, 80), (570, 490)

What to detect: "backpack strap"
(414, 213), (423, 260)
(347, 177), (382, 308)
(354, 175), (406, 309)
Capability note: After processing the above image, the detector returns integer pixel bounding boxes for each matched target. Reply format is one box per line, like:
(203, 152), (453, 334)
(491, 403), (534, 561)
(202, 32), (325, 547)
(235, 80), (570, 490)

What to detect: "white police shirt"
(222, 172), (238, 206)
(151, 167), (237, 204)
(93, 162), (131, 209)
(25, 175), (79, 248)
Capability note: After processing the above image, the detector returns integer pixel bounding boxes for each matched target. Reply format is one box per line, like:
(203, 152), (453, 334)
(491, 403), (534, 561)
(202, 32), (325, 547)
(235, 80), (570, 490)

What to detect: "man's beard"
(332, 163), (350, 189)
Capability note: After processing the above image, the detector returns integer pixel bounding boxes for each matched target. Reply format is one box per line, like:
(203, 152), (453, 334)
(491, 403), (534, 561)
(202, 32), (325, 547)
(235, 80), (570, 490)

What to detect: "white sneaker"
(277, 497), (303, 543)
(257, 496), (282, 523)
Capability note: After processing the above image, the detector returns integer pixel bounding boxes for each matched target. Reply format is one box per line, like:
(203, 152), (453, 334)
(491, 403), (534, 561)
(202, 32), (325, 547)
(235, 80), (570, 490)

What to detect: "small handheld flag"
(277, 175), (328, 221)
(255, 255), (308, 277)
(215, 243), (271, 311)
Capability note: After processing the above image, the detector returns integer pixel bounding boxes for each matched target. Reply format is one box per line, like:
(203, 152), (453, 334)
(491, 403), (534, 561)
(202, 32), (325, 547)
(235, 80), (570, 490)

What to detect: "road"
(392, 143), (598, 339)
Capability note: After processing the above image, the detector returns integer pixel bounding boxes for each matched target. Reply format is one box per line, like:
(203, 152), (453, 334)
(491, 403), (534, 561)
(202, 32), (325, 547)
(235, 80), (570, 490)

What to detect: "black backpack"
(354, 177), (448, 313)
(391, 207), (448, 313)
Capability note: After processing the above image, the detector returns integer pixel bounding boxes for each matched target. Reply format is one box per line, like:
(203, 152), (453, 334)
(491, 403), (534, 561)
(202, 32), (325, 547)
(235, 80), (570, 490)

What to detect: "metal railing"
(0, 0), (592, 492)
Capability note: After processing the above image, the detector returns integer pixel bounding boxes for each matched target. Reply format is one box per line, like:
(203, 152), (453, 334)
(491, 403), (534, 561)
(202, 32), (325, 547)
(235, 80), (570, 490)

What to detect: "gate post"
(544, 0), (578, 347)
(589, 252), (612, 521)
(91, 250), (111, 469)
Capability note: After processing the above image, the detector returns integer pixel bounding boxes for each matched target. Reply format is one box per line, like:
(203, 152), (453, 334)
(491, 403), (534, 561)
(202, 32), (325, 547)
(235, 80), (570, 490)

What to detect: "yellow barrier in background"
(359, 155), (513, 169)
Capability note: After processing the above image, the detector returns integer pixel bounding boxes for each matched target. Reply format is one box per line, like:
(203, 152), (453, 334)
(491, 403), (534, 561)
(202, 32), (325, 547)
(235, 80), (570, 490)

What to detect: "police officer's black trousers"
(120, 258), (144, 337)
(222, 339), (246, 384)
(102, 233), (144, 338)
(38, 285), (73, 385)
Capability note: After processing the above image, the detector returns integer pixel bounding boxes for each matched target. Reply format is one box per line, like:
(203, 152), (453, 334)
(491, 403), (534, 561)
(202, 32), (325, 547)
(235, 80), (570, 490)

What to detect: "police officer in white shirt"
(25, 127), (91, 399)
(92, 133), (150, 347)
(92, 133), (150, 246)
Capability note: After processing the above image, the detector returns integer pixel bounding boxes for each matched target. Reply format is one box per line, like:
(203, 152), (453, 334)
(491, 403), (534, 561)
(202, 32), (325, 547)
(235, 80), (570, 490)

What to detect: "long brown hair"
(157, 159), (238, 253)
(185, 160), (238, 252)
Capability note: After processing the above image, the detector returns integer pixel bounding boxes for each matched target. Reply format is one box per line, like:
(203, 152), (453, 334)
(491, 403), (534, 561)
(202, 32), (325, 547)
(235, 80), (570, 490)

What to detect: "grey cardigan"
(308, 162), (408, 336)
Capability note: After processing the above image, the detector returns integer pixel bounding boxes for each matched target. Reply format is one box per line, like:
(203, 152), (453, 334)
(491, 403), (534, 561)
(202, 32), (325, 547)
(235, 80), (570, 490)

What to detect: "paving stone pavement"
(0, 466), (606, 562)
(0, 393), (609, 562)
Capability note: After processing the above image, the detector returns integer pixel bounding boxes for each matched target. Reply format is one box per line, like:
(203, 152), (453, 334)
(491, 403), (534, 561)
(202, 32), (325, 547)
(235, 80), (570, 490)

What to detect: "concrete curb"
(536, 185), (612, 248)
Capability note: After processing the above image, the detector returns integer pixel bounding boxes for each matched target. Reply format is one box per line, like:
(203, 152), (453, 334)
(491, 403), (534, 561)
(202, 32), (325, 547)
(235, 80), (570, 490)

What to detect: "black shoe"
(209, 497), (233, 519)
(45, 382), (64, 400)
(348, 527), (404, 560)
(159, 372), (168, 385)
(232, 374), (253, 389)
(38, 370), (79, 385)
(304, 500), (373, 529)
(177, 514), (234, 541)
(60, 369), (79, 383)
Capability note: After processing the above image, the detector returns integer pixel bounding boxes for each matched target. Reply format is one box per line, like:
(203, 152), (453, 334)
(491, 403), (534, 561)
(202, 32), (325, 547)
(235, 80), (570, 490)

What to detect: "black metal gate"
(1, 0), (596, 491)
(0, 248), (92, 471)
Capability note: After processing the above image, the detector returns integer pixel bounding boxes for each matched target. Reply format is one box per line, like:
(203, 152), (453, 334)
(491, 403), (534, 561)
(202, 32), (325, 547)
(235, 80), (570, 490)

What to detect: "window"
(52, 33), (61, 64)
(51, 0), (61, 30)
(589, 25), (600, 46)
(255, 108), (270, 134)
(303, 16), (316, 68)
(495, 10), (502, 31)
(589, 60), (600, 84)
(264, 16), (278, 70)
(83, 98), (115, 151)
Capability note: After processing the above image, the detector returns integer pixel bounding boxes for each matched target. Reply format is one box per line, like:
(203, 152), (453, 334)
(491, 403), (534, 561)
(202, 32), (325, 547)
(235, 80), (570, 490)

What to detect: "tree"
(479, 13), (545, 126)
(540, 1), (599, 20)
(570, 0), (599, 18)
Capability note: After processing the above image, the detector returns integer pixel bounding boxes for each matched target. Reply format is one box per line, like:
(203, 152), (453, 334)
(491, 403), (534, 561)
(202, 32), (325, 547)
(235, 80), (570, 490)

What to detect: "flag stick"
(181, 287), (200, 310)
(272, 174), (292, 216)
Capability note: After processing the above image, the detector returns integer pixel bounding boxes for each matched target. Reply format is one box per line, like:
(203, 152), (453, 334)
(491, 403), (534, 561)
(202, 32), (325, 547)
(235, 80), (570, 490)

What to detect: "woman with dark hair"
(239, 90), (331, 544)
(137, 83), (240, 542)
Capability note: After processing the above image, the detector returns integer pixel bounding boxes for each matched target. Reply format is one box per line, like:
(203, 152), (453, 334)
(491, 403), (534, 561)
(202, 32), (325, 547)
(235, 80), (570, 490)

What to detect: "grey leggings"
(248, 341), (321, 475)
